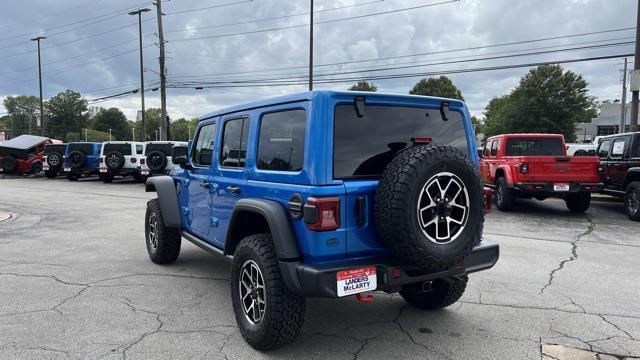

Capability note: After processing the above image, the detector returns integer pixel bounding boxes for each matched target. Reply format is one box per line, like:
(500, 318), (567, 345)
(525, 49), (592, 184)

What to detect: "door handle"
(199, 182), (210, 189)
(226, 185), (241, 194)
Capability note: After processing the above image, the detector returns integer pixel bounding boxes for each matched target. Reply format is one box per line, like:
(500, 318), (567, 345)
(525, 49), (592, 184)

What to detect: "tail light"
(140, 158), (145, 165)
(304, 197), (340, 231)
(131, 158), (137, 163)
(518, 163), (528, 174)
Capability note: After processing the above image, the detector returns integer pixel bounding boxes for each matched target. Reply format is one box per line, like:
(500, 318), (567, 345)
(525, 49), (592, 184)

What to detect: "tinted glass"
(490, 140), (498, 156)
(192, 123), (216, 167)
(333, 105), (468, 178)
(597, 140), (611, 158)
(221, 118), (249, 168)
(505, 138), (563, 156)
(45, 145), (66, 155)
(257, 110), (306, 172)
(104, 144), (132, 155)
(68, 143), (94, 154)
(146, 143), (173, 155)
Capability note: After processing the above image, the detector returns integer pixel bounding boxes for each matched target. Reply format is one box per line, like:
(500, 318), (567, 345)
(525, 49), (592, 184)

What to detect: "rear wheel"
(145, 198), (181, 264)
(495, 177), (515, 211)
(400, 275), (468, 310)
(565, 192), (590, 213)
(231, 234), (306, 350)
(1, 155), (17, 174)
(624, 181), (640, 221)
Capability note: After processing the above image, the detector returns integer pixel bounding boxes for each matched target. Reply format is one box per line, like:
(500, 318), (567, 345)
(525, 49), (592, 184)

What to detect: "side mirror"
(477, 149), (483, 158)
(171, 145), (191, 169)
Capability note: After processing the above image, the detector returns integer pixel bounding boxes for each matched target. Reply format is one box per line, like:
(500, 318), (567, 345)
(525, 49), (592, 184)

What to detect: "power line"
(0, 0), (105, 32)
(164, 0), (253, 15)
(167, 0), (460, 43)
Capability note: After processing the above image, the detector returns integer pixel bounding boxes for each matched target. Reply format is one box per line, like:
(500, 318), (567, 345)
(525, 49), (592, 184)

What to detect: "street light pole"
(630, 0), (640, 132)
(109, 128), (112, 141)
(154, 0), (168, 141)
(129, 8), (150, 141)
(30, 36), (46, 136)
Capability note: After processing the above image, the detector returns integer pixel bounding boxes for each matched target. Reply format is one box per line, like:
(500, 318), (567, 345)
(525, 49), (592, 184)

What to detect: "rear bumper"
(280, 239), (499, 298)
(513, 182), (603, 193)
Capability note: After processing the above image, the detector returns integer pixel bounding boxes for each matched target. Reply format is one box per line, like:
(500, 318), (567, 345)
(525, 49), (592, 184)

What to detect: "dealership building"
(576, 102), (632, 142)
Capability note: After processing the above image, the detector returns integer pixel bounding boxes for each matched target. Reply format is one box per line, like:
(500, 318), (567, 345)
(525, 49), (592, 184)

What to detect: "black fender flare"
(224, 198), (300, 260)
(145, 176), (181, 228)
(624, 167), (640, 189)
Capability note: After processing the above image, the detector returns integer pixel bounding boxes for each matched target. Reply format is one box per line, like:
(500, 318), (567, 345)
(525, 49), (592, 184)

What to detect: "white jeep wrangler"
(98, 141), (146, 183)
(140, 141), (187, 177)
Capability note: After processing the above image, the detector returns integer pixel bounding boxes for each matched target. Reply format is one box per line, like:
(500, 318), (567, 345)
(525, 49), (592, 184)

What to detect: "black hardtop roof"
(0, 135), (50, 150)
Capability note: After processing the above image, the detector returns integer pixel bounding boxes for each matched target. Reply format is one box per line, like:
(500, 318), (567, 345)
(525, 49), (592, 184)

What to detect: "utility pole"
(154, 0), (168, 141)
(132, 127), (136, 141)
(630, 0), (640, 132)
(620, 58), (628, 134)
(129, 8), (150, 141)
(308, 0), (314, 91)
(30, 36), (46, 136)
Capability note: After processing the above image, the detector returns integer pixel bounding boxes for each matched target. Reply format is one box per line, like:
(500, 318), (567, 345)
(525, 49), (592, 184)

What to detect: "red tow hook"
(356, 293), (374, 303)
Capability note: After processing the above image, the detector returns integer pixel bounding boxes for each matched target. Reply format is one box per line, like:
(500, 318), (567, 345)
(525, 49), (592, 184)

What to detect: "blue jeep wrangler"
(145, 91), (499, 349)
(63, 142), (102, 181)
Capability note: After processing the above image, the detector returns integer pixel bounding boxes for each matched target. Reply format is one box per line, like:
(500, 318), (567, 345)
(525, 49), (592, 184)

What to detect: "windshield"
(333, 104), (468, 178)
(505, 138), (564, 156)
(45, 145), (66, 155)
(68, 143), (94, 154)
(145, 143), (173, 155)
(103, 143), (132, 155)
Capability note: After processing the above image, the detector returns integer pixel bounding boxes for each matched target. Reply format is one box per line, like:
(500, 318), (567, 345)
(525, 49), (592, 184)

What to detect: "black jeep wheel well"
(624, 169), (640, 190)
(224, 199), (301, 261)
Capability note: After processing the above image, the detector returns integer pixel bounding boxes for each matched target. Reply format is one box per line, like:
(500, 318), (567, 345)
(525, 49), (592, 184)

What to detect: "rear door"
(210, 116), (250, 247)
(597, 139), (614, 188)
(184, 121), (217, 240)
(608, 136), (631, 188)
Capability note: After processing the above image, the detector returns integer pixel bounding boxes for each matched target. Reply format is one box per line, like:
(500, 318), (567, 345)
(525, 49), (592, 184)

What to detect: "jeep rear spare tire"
(146, 151), (167, 172)
(1, 155), (17, 173)
(375, 145), (484, 270)
(47, 152), (63, 169)
(67, 150), (86, 169)
(105, 151), (125, 171)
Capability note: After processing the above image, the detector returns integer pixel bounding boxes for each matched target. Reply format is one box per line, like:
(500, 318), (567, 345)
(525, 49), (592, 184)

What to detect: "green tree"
(482, 65), (594, 141)
(471, 115), (484, 135)
(349, 81), (378, 92)
(170, 117), (199, 141)
(3, 95), (40, 137)
(90, 107), (130, 140)
(46, 90), (88, 140)
(409, 76), (464, 100)
(131, 108), (162, 141)
(65, 129), (111, 142)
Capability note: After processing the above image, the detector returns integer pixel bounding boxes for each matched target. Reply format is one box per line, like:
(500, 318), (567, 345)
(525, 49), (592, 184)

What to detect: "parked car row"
(479, 132), (640, 221)
(0, 135), (186, 183)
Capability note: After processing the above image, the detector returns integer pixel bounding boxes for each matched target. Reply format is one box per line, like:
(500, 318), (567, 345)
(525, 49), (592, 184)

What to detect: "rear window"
(505, 138), (563, 156)
(68, 143), (94, 154)
(45, 145), (66, 155)
(257, 109), (306, 172)
(103, 143), (132, 155)
(146, 143), (173, 155)
(333, 104), (468, 178)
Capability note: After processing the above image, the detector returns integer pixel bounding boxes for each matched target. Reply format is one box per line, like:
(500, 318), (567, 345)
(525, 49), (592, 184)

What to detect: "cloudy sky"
(0, 0), (637, 121)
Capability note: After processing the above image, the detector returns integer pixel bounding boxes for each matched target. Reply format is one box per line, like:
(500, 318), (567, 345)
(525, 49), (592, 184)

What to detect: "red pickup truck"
(480, 134), (603, 212)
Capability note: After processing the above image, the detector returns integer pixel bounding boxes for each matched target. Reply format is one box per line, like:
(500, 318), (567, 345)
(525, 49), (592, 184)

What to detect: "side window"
(598, 139), (612, 159)
(611, 138), (626, 159)
(221, 118), (249, 168)
(490, 140), (498, 157)
(192, 123), (217, 167)
(257, 109), (306, 172)
(136, 145), (144, 155)
(483, 142), (491, 157)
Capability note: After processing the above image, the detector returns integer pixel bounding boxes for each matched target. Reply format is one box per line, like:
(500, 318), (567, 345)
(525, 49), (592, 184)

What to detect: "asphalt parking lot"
(1, 176), (639, 360)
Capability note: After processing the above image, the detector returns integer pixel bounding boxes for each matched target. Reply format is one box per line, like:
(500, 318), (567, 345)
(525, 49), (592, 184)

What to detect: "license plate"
(64, 167), (71, 172)
(141, 170), (149, 175)
(336, 266), (377, 297)
(99, 168), (107, 173)
(554, 183), (570, 191)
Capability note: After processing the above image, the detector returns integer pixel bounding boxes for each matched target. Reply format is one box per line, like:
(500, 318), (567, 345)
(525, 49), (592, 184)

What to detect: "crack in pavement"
(539, 216), (596, 294)
(598, 315), (638, 341)
(392, 306), (453, 360)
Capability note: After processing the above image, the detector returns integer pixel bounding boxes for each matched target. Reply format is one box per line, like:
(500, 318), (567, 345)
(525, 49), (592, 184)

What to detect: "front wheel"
(495, 177), (515, 211)
(565, 192), (590, 213)
(231, 234), (306, 350)
(624, 181), (640, 221)
(400, 275), (468, 310)
(145, 198), (181, 264)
